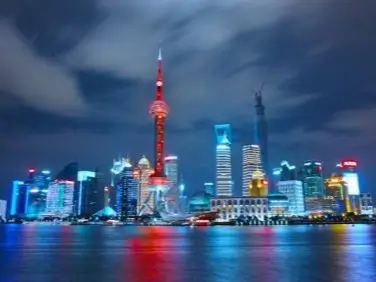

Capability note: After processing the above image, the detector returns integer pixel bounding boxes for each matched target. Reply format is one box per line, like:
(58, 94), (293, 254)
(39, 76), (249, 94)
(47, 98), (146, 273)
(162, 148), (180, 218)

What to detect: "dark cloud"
(1, 0), (376, 200)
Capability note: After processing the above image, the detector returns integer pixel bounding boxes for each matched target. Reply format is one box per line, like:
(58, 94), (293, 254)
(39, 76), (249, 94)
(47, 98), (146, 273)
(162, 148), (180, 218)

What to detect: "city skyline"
(1, 1), (376, 201)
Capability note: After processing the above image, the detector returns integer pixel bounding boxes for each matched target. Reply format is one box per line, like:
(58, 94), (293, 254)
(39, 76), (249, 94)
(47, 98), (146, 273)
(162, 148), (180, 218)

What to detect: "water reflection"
(0, 225), (375, 282)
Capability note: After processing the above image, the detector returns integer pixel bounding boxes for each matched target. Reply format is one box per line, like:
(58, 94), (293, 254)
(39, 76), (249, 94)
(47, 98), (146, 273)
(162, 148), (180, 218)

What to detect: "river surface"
(0, 224), (376, 282)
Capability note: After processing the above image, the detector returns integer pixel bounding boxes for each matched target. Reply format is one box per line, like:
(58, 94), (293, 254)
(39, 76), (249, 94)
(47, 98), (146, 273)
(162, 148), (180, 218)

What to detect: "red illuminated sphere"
(149, 100), (169, 117)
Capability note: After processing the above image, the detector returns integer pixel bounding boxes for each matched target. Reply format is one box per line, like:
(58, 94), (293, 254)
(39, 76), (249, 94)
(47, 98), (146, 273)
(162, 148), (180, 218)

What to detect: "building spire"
(156, 46), (163, 100)
(158, 46), (162, 61)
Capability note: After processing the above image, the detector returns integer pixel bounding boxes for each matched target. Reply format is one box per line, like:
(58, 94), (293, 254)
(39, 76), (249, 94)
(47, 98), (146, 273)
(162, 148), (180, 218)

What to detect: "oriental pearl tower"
(148, 47), (169, 214)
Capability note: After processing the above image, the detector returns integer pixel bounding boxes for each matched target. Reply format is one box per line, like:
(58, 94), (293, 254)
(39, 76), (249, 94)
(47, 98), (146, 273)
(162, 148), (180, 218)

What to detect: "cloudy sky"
(0, 0), (376, 199)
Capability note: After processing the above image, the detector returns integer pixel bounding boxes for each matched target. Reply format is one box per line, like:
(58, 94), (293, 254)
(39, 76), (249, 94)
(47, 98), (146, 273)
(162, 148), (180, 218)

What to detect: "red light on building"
(341, 160), (357, 168)
(28, 169), (35, 173)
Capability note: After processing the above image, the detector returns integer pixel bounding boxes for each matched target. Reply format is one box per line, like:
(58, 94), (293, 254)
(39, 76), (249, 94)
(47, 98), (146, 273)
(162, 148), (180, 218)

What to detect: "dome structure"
(93, 206), (117, 217)
(138, 155), (150, 168)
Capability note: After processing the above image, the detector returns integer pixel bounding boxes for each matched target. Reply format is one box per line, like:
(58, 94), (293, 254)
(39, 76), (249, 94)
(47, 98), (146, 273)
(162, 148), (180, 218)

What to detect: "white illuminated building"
(277, 180), (305, 215)
(210, 196), (268, 220)
(242, 144), (262, 196)
(215, 124), (233, 196)
(137, 156), (154, 214)
(359, 193), (373, 215)
(46, 180), (74, 216)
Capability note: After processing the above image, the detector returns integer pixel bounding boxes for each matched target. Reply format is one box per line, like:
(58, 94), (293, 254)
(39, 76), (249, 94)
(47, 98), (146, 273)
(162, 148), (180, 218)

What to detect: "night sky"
(1, 1), (376, 201)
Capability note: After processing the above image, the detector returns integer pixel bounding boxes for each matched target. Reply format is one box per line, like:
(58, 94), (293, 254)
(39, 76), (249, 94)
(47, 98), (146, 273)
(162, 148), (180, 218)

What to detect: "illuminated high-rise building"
(117, 159), (138, 219)
(277, 180), (305, 215)
(26, 169), (51, 218)
(46, 180), (75, 216)
(324, 174), (348, 213)
(164, 155), (179, 209)
(136, 156), (154, 215)
(77, 170), (104, 217)
(302, 161), (324, 198)
(338, 159), (360, 213)
(254, 89), (270, 179)
(242, 144), (261, 196)
(215, 124), (233, 196)
(10, 180), (28, 216)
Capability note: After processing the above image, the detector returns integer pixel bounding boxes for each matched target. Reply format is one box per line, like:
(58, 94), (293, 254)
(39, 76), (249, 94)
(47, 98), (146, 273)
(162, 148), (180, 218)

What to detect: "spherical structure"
(149, 100), (169, 117)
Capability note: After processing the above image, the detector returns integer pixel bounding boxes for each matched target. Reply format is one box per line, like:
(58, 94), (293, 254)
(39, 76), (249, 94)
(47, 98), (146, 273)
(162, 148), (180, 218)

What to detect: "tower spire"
(148, 46), (169, 186)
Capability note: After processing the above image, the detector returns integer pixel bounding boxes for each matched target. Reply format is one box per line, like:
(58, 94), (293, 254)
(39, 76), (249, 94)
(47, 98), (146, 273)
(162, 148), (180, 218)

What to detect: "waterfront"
(1, 225), (376, 282)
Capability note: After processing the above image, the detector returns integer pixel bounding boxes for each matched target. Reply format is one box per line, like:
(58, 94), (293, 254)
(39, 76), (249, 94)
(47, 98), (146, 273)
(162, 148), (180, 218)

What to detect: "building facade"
(45, 180), (75, 217)
(136, 156), (154, 215)
(302, 161), (324, 198)
(204, 182), (214, 196)
(164, 155), (179, 211)
(211, 196), (268, 220)
(324, 175), (348, 213)
(215, 124), (233, 196)
(26, 170), (51, 218)
(249, 170), (268, 197)
(0, 200), (7, 220)
(359, 193), (373, 215)
(78, 170), (104, 217)
(268, 194), (289, 217)
(338, 160), (360, 213)
(277, 180), (305, 215)
(10, 180), (28, 216)
(117, 160), (138, 219)
(242, 144), (262, 196)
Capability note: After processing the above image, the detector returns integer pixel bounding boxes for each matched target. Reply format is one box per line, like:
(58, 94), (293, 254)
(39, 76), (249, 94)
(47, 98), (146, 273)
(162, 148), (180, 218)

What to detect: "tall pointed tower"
(254, 91), (270, 181)
(148, 48), (169, 201)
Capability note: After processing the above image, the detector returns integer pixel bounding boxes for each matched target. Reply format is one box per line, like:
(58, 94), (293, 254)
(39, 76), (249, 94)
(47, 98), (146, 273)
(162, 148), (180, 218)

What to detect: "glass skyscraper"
(302, 161), (324, 197)
(215, 124), (233, 196)
(117, 160), (138, 219)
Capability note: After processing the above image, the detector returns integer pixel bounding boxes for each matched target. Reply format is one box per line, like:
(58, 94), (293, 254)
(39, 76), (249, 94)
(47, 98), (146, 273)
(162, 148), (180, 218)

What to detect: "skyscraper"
(164, 155), (179, 207)
(46, 180), (75, 216)
(242, 144), (262, 196)
(117, 159), (138, 219)
(77, 170), (104, 217)
(10, 180), (28, 216)
(148, 47), (169, 209)
(302, 161), (324, 197)
(215, 124), (233, 196)
(338, 159), (360, 213)
(26, 169), (51, 218)
(254, 90), (270, 179)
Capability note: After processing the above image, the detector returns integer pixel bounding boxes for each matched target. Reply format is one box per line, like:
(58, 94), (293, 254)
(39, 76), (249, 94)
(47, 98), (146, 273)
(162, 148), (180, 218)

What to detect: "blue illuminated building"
(117, 159), (138, 219)
(204, 182), (214, 196)
(11, 180), (29, 216)
(26, 169), (51, 218)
